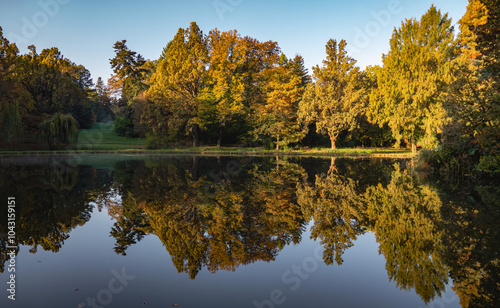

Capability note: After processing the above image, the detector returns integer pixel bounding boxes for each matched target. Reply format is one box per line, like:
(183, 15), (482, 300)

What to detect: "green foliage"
(38, 113), (79, 149)
(114, 114), (134, 138)
(298, 39), (366, 149)
(424, 0), (500, 174)
(109, 40), (148, 101)
(368, 6), (458, 152)
(19, 46), (95, 133)
(146, 22), (208, 146)
(0, 27), (33, 143)
(252, 54), (307, 150)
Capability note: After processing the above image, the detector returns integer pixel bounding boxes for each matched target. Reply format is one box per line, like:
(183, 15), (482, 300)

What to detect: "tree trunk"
(330, 135), (337, 150)
(276, 135), (280, 151)
(328, 157), (337, 174)
(217, 125), (223, 147)
(192, 124), (200, 147)
(191, 156), (199, 180)
(411, 135), (417, 153)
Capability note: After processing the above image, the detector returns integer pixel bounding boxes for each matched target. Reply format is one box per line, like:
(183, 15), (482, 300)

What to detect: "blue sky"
(0, 0), (468, 84)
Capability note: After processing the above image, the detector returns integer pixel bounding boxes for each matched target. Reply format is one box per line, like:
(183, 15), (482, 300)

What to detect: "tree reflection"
(117, 157), (308, 279)
(364, 165), (449, 303)
(298, 158), (365, 265)
(439, 181), (500, 307)
(0, 158), (113, 272)
(0, 156), (498, 307)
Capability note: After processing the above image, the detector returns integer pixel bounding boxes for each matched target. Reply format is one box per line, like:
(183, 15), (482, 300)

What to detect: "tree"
(0, 27), (32, 143)
(16, 45), (95, 131)
(91, 77), (115, 122)
(253, 54), (307, 150)
(146, 22), (208, 146)
(441, 0), (500, 173)
(109, 40), (146, 101)
(198, 29), (281, 146)
(368, 6), (458, 152)
(467, 0), (500, 81)
(200, 29), (247, 146)
(38, 113), (79, 149)
(109, 40), (150, 137)
(298, 39), (365, 150)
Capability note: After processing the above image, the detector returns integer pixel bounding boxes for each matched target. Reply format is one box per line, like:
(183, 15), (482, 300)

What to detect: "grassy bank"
(0, 122), (416, 158)
(77, 122), (146, 150)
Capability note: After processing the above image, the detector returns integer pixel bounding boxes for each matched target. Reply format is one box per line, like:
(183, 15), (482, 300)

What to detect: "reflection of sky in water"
(0, 156), (487, 308)
(2, 209), (460, 308)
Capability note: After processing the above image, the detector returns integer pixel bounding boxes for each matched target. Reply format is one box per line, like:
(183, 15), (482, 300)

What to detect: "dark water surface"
(0, 154), (498, 308)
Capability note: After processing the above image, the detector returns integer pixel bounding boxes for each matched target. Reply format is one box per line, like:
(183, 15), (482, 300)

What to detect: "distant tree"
(91, 77), (115, 122)
(368, 6), (458, 152)
(109, 40), (151, 136)
(298, 39), (366, 150)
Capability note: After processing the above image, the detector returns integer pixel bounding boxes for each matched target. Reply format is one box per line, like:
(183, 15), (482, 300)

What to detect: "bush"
(146, 135), (170, 149)
(114, 115), (134, 137)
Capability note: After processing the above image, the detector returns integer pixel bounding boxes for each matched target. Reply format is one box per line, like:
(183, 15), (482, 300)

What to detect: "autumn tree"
(298, 39), (366, 150)
(0, 26), (32, 143)
(368, 6), (458, 152)
(198, 29), (282, 146)
(146, 22), (208, 146)
(437, 0), (500, 173)
(200, 29), (247, 146)
(253, 54), (308, 150)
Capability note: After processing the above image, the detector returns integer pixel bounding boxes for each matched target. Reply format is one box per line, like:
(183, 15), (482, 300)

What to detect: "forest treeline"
(0, 1), (499, 172)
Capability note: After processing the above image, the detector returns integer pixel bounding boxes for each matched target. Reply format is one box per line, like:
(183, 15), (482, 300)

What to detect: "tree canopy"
(299, 39), (366, 149)
(367, 5), (458, 152)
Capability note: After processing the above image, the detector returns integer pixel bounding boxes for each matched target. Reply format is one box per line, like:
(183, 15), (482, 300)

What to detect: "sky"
(0, 0), (469, 85)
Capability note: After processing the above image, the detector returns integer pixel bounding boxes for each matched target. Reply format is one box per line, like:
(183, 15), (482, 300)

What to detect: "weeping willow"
(39, 113), (79, 148)
(0, 102), (22, 142)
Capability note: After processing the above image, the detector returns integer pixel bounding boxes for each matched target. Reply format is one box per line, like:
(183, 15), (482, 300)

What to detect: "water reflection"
(0, 155), (498, 307)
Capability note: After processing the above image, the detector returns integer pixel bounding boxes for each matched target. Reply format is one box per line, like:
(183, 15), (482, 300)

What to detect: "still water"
(0, 154), (498, 308)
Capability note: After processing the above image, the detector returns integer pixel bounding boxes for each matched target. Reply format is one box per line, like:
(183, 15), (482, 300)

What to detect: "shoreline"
(0, 148), (417, 159)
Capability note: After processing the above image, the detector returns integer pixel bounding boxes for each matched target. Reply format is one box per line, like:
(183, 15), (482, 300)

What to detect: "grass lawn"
(1, 122), (415, 157)
(77, 122), (146, 150)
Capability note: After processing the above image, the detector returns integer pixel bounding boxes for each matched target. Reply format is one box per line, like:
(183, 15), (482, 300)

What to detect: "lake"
(0, 154), (498, 308)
